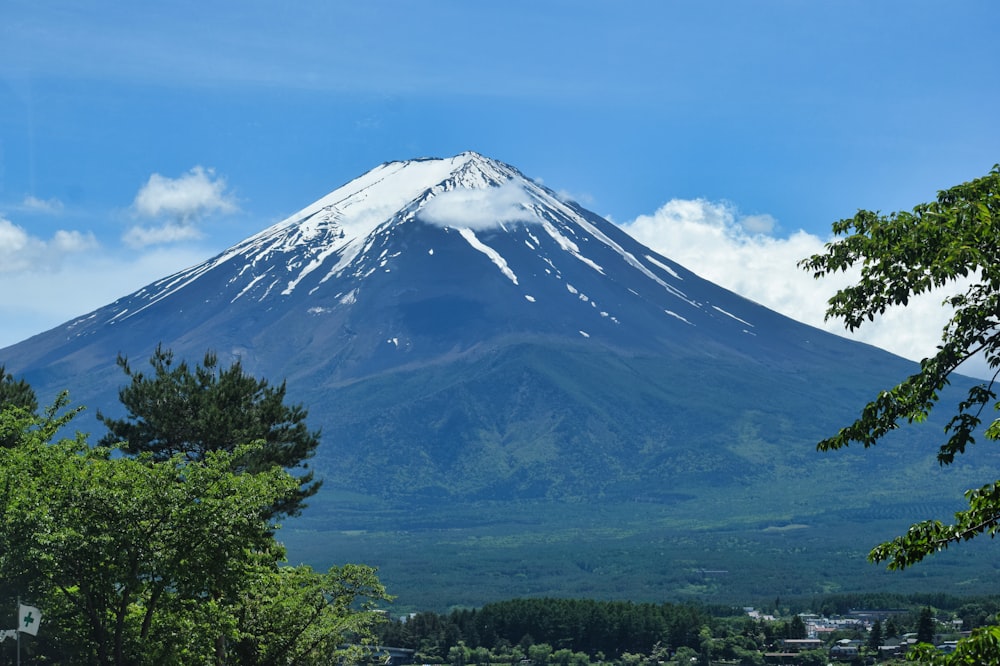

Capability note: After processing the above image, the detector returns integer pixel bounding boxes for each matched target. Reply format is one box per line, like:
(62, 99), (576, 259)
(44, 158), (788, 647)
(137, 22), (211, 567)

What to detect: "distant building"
(829, 643), (859, 661)
(848, 608), (910, 621)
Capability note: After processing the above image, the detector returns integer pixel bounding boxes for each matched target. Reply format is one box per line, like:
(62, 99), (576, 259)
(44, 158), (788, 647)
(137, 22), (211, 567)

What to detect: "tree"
(98, 344), (321, 515)
(0, 397), (387, 665)
(0, 365), (36, 413)
(0, 404), (295, 663)
(799, 165), (1000, 568)
(867, 619), (883, 652)
(528, 642), (553, 665)
(787, 614), (807, 640)
(800, 166), (1000, 663)
(0, 365), (37, 447)
(916, 607), (936, 646)
(670, 646), (698, 665)
(956, 602), (997, 630)
(908, 625), (1000, 665)
(227, 563), (387, 666)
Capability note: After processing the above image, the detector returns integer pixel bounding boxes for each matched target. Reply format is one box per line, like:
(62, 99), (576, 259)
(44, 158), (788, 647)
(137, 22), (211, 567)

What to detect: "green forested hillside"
(277, 341), (1000, 611)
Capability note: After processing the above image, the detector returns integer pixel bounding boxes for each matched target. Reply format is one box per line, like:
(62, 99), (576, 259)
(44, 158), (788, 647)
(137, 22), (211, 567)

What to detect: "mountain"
(3, 152), (999, 610)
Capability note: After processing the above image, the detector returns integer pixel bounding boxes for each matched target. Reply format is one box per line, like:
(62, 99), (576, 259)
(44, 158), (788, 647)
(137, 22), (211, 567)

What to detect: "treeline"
(800, 592), (1000, 622)
(377, 598), (796, 662)
(376, 594), (1000, 666)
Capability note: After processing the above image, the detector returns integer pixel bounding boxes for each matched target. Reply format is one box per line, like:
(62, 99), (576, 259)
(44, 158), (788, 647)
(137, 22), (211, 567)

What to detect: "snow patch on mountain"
(712, 305), (754, 327)
(232, 274), (268, 302)
(538, 219), (605, 275)
(281, 243), (342, 295)
(644, 254), (681, 280)
(458, 228), (519, 285)
(665, 310), (692, 325)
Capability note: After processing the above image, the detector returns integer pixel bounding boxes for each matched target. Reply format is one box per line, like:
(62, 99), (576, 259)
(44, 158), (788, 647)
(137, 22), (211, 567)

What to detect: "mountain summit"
(16, 152), (846, 383)
(3, 153), (993, 608)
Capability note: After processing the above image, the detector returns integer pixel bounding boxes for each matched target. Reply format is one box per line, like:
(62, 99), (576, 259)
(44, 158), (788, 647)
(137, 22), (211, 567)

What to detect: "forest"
(374, 594), (1000, 666)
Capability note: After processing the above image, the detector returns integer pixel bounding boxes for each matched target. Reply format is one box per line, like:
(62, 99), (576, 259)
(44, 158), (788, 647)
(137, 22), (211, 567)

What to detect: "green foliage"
(0, 365), (38, 447)
(908, 625), (1000, 664)
(800, 165), (1000, 663)
(867, 619), (883, 652)
(0, 405), (293, 662)
(0, 375), (386, 664)
(98, 344), (322, 515)
(0, 365), (37, 412)
(377, 593), (1000, 666)
(800, 165), (1000, 569)
(787, 614), (806, 639)
(229, 563), (388, 665)
(916, 606), (937, 645)
(377, 597), (719, 660)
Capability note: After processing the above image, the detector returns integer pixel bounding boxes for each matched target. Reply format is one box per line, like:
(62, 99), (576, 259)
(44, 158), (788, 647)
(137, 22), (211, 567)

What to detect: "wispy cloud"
(122, 222), (204, 248)
(125, 166), (238, 248)
(419, 183), (537, 231)
(554, 188), (595, 207)
(619, 199), (970, 373)
(0, 217), (98, 273)
(21, 195), (65, 213)
(0, 239), (207, 349)
(0, 217), (108, 347)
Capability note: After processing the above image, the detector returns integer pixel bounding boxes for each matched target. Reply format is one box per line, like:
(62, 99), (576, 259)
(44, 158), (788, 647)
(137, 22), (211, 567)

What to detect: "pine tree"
(867, 619), (883, 652)
(0, 365), (37, 412)
(916, 607), (935, 645)
(0, 365), (38, 448)
(788, 615), (807, 640)
(98, 345), (321, 515)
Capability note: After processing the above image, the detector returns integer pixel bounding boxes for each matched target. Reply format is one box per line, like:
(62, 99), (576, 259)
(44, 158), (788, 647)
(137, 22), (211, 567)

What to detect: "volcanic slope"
(4, 152), (998, 608)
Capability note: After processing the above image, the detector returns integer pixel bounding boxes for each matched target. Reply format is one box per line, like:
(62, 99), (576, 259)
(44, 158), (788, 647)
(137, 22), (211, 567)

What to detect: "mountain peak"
(448, 151), (521, 187)
(10, 152), (816, 383)
(269, 152), (523, 240)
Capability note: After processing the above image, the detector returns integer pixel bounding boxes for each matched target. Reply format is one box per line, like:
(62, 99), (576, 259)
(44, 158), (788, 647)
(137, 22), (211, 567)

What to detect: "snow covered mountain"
(4, 152), (993, 607)
(12, 152), (852, 382)
(0, 149), (929, 498)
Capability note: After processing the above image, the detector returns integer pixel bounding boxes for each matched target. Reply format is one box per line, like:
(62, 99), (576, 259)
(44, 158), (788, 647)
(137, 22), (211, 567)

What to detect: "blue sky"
(2, 1), (998, 372)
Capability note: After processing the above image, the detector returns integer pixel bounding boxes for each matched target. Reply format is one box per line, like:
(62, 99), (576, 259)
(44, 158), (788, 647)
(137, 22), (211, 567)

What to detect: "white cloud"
(126, 166), (238, 248)
(618, 199), (983, 376)
(123, 222), (203, 249)
(0, 219), (31, 258)
(739, 213), (778, 234)
(0, 217), (109, 348)
(0, 243), (207, 349)
(0, 166), (239, 348)
(21, 195), (64, 213)
(0, 217), (98, 274)
(419, 183), (537, 231)
(133, 166), (237, 219)
(52, 229), (98, 254)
